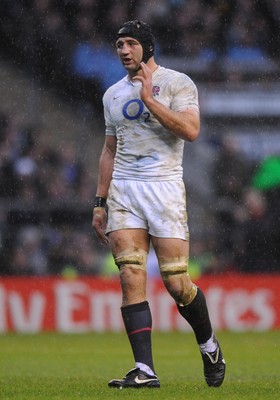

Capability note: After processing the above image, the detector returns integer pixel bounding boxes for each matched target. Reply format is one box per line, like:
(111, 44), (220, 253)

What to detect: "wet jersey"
(103, 66), (199, 181)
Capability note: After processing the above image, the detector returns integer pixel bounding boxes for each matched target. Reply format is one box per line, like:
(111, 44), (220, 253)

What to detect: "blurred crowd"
(0, 0), (279, 112)
(0, 110), (106, 276)
(1, 111), (280, 277)
(0, 0), (280, 277)
(210, 136), (280, 275)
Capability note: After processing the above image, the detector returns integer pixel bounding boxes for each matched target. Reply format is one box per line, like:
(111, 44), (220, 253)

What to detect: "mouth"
(122, 57), (133, 66)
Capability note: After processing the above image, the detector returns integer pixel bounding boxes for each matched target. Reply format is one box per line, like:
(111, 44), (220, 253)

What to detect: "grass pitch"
(0, 331), (279, 400)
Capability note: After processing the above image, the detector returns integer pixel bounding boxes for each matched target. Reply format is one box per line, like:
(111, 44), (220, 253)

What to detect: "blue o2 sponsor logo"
(122, 99), (144, 120)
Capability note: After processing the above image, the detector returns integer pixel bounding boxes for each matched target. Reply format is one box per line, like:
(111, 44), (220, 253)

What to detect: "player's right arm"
(134, 62), (200, 142)
(92, 135), (116, 244)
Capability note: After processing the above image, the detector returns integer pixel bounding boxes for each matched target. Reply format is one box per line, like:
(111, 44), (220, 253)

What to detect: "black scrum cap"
(116, 20), (155, 63)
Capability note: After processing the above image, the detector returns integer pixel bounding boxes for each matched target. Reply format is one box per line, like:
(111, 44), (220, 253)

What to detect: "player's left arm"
(134, 62), (200, 142)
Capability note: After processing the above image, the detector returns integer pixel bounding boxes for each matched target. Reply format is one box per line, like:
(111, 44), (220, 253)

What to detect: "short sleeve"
(171, 74), (199, 113)
(103, 93), (116, 136)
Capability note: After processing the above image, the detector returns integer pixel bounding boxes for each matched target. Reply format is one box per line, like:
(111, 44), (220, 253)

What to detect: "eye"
(128, 41), (139, 48)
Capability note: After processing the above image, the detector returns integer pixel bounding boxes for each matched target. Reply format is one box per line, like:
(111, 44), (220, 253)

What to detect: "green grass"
(0, 331), (279, 399)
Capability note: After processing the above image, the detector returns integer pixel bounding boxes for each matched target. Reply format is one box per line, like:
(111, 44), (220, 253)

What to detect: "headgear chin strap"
(116, 20), (155, 63)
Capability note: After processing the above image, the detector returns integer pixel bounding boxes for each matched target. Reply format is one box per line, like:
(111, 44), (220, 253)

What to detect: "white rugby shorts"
(106, 179), (189, 240)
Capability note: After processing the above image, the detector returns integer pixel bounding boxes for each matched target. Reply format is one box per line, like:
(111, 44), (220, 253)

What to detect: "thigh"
(106, 180), (148, 234)
(151, 237), (189, 260)
(143, 180), (189, 240)
(109, 228), (150, 256)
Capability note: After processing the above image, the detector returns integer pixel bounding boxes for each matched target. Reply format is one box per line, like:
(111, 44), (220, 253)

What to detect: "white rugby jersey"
(103, 66), (199, 181)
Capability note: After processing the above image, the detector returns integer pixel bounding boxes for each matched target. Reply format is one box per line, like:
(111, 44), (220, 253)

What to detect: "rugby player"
(92, 20), (226, 389)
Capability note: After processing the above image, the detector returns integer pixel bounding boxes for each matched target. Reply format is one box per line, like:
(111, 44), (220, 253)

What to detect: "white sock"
(136, 362), (155, 376)
(199, 333), (218, 354)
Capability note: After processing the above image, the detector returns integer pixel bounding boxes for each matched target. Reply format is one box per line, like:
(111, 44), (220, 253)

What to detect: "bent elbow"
(185, 126), (200, 142)
(189, 131), (200, 142)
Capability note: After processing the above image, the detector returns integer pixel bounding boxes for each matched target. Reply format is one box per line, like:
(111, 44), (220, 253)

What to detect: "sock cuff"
(121, 301), (149, 315)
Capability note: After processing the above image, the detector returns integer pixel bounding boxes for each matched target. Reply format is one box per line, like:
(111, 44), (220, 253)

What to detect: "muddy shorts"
(106, 179), (189, 240)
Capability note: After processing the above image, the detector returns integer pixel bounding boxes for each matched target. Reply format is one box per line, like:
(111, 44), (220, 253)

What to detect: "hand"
(132, 62), (154, 104)
(92, 207), (109, 245)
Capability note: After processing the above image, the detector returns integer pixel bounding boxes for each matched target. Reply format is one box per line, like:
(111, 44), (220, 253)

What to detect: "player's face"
(116, 37), (143, 72)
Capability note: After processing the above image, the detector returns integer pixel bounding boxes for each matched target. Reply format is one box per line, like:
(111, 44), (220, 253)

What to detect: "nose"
(120, 43), (129, 55)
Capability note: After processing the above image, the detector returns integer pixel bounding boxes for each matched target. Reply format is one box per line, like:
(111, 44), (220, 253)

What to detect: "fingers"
(140, 61), (148, 69)
(132, 62), (151, 81)
(94, 220), (109, 244)
(139, 62), (151, 76)
(98, 231), (109, 245)
(92, 209), (109, 245)
(94, 226), (109, 245)
(132, 74), (144, 83)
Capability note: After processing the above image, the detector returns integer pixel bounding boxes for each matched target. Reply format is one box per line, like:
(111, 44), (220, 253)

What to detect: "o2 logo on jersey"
(122, 99), (151, 122)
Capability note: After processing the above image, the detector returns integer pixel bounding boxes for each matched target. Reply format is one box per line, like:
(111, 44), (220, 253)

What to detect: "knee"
(159, 256), (196, 305)
(114, 248), (148, 285)
(164, 274), (195, 304)
(114, 250), (148, 306)
(114, 249), (148, 272)
(119, 265), (145, 282)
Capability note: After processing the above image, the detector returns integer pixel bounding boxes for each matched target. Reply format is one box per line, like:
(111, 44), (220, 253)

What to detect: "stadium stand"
(0, 0), (280, 275)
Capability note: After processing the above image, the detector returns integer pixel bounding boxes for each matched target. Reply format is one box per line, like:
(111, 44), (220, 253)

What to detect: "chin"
(124, 62), (139, 71)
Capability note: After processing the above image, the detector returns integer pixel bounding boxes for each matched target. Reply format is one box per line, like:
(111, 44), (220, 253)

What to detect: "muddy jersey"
(103, 66), (199, 181)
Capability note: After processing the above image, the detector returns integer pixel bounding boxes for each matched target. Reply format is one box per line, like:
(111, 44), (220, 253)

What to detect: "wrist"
(94, 196), (107, 208)
(143, 96), (155, 109)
